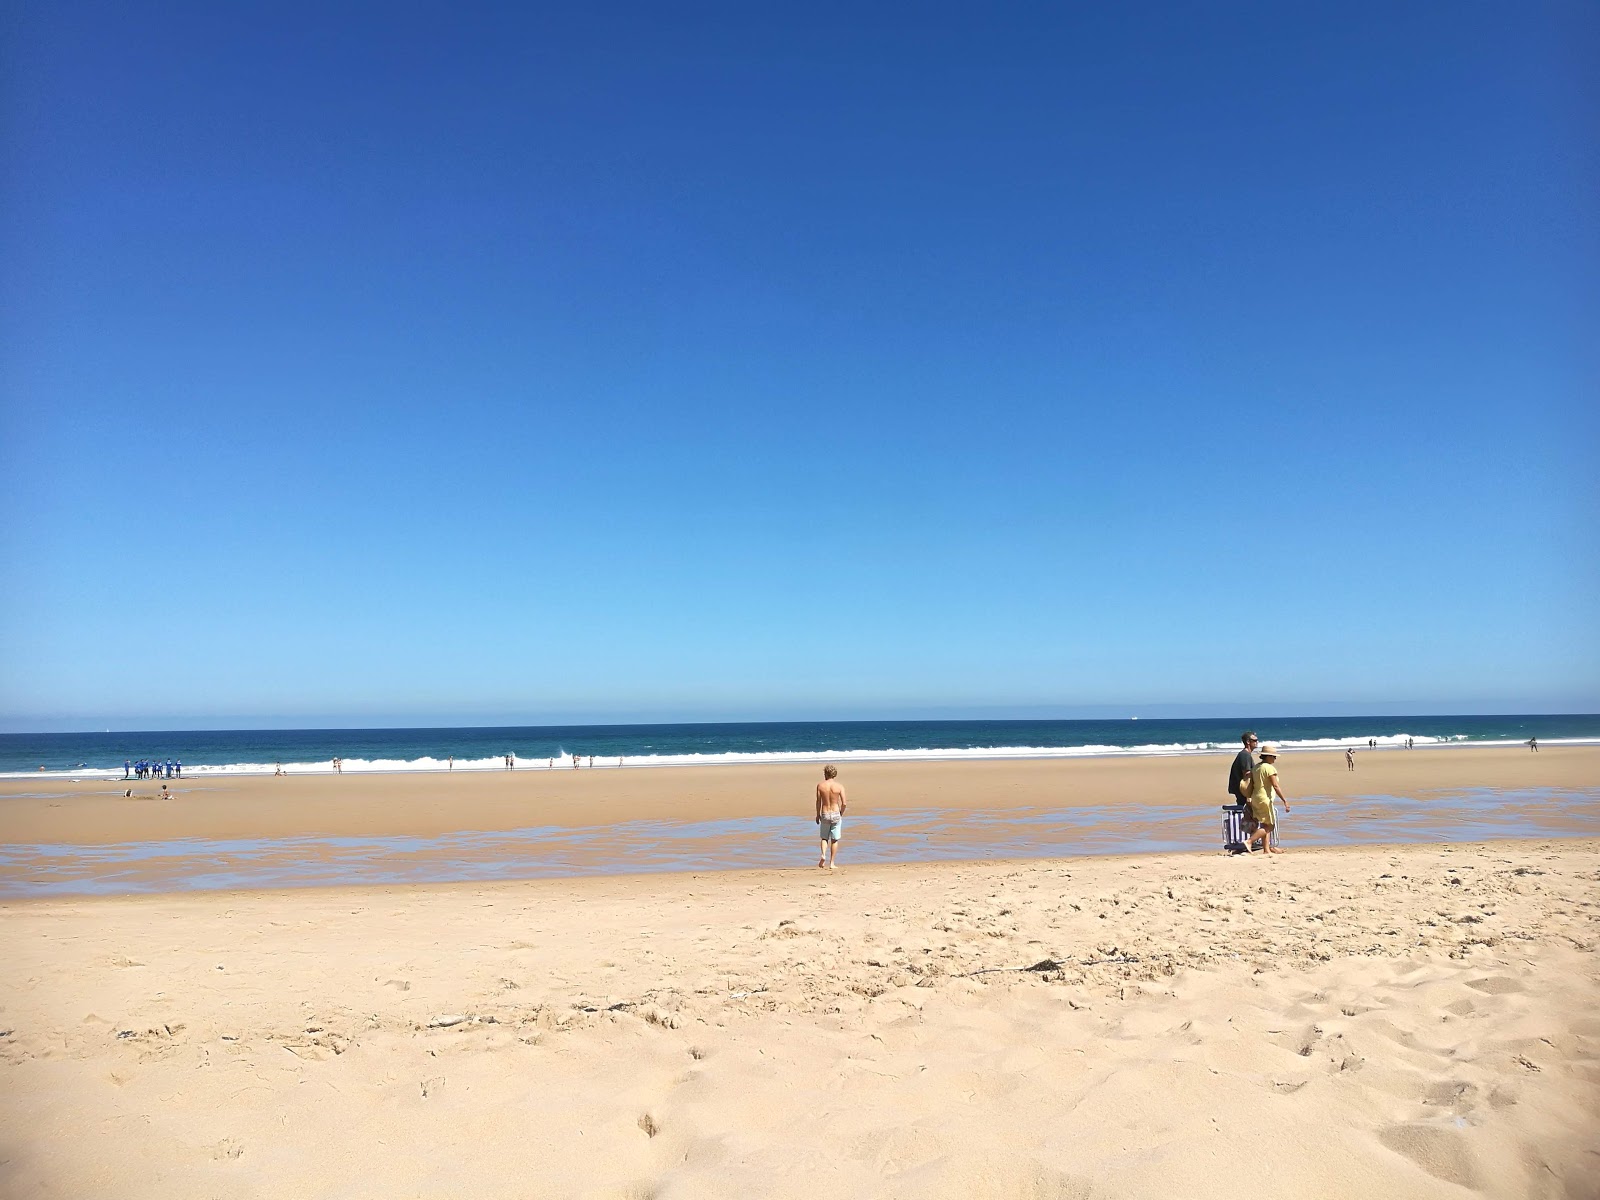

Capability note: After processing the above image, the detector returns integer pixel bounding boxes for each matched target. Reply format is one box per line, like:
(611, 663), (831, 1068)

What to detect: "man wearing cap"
(1227, 732), (1259, 850)
(1245, 745), (1290, 855)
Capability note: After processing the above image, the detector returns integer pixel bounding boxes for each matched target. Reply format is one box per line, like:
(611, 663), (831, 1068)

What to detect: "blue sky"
(2, 2), (1596, 730)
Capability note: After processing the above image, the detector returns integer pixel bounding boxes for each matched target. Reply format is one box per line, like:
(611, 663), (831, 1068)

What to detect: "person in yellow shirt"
(1245, 744), (1290, 855)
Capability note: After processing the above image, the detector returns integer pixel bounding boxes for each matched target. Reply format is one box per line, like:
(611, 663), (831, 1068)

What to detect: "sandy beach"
(2, 747), (1597, 1196)
(1, 837), (1596, 1198)
(3, 744), (1595, 846)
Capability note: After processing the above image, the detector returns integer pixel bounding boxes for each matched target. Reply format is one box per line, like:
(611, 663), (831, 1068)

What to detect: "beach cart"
(1223, 804), (1247, 853)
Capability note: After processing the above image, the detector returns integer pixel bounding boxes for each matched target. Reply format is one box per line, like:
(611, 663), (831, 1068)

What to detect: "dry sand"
(2, 838), (1597, 1198)
(3, 744), (1595, 845)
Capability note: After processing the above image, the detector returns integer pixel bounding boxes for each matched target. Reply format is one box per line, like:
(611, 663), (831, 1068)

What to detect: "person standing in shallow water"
(1245, 745), (1290, 855)
(815, 765), (847, 870)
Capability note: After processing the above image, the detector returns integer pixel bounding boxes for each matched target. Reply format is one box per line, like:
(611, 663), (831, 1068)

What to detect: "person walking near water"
(815, 765), (847, 870)
(1345, 747), (1355, 771)
(1529, 737), (1539, 753)
(1227, 732), (1259, 850)
(1245, 745), (1290, 855)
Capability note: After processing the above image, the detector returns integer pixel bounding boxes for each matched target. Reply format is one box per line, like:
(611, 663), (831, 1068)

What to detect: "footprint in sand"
(1422, 1079), (1477, 1111)
(1464, 976), (1524, 995)
(1377, 1123), (1479, 1189)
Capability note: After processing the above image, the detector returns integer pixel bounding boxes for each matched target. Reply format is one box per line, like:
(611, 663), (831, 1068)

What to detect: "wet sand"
(3, 788), (1598, 898)
(3, 743), (1593, 846)
(1, 838), (1595, 1198)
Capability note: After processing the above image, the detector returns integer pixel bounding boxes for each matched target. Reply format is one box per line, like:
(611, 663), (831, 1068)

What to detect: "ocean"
(2, 714), (1595, 778)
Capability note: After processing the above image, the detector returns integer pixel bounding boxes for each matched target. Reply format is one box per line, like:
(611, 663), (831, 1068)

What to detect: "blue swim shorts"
(818, 815), (843, 842)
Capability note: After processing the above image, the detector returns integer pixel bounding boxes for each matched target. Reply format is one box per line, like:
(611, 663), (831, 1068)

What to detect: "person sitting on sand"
(815, 765), (847, 870)
(1245, 744), (1290, 855)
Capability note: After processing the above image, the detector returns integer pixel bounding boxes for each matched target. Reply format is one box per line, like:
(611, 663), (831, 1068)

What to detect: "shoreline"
(1, 745), (1595, 899)
(3, 743), (1594, 846)
(7, 734), (1593, 781)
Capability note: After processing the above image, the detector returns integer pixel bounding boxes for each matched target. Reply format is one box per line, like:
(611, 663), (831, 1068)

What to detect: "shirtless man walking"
(815, 765), (847, 870)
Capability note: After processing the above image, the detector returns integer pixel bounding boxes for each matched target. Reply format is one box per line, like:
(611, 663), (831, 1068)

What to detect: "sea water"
(2, 715), (1596, 778)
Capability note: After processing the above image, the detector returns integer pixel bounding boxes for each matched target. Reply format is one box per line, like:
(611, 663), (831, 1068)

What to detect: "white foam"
(5, 734), (1593, 779)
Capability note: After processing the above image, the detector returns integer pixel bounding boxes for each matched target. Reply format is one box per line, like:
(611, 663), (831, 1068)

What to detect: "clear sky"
(2, 2), (1596, 730)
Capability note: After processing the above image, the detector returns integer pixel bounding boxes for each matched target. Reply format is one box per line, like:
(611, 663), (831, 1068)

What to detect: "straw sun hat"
(1258, 744), (1280, 757)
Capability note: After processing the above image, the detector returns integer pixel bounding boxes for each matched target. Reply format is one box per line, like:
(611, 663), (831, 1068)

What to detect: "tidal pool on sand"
(1, 787), (1595, 897)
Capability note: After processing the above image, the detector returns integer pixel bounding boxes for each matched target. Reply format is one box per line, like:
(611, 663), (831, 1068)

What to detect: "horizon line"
(3, 707), (1597, 737)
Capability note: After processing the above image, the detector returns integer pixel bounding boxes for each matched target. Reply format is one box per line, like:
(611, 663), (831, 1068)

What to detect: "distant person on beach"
(1345, 747), (1355, 771)
(274, 763), (283, 776)
(1529, 738), (1538, 753)
(1228, 732), (1259, 849)
(1245, 745), (1290, 855)
(333, 757), (342, 774)
(815, 765), (847, 870)
(175, 761), (182, 777)
(448, 755), (454, 770)
(124, 760), (131, 778)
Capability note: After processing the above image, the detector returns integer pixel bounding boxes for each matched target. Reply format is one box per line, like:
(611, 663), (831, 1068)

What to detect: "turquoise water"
(4, 787), (1595, 897)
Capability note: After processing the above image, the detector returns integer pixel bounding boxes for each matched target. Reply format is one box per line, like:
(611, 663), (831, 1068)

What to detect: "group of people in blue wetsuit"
(126, 758), (181, 779)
